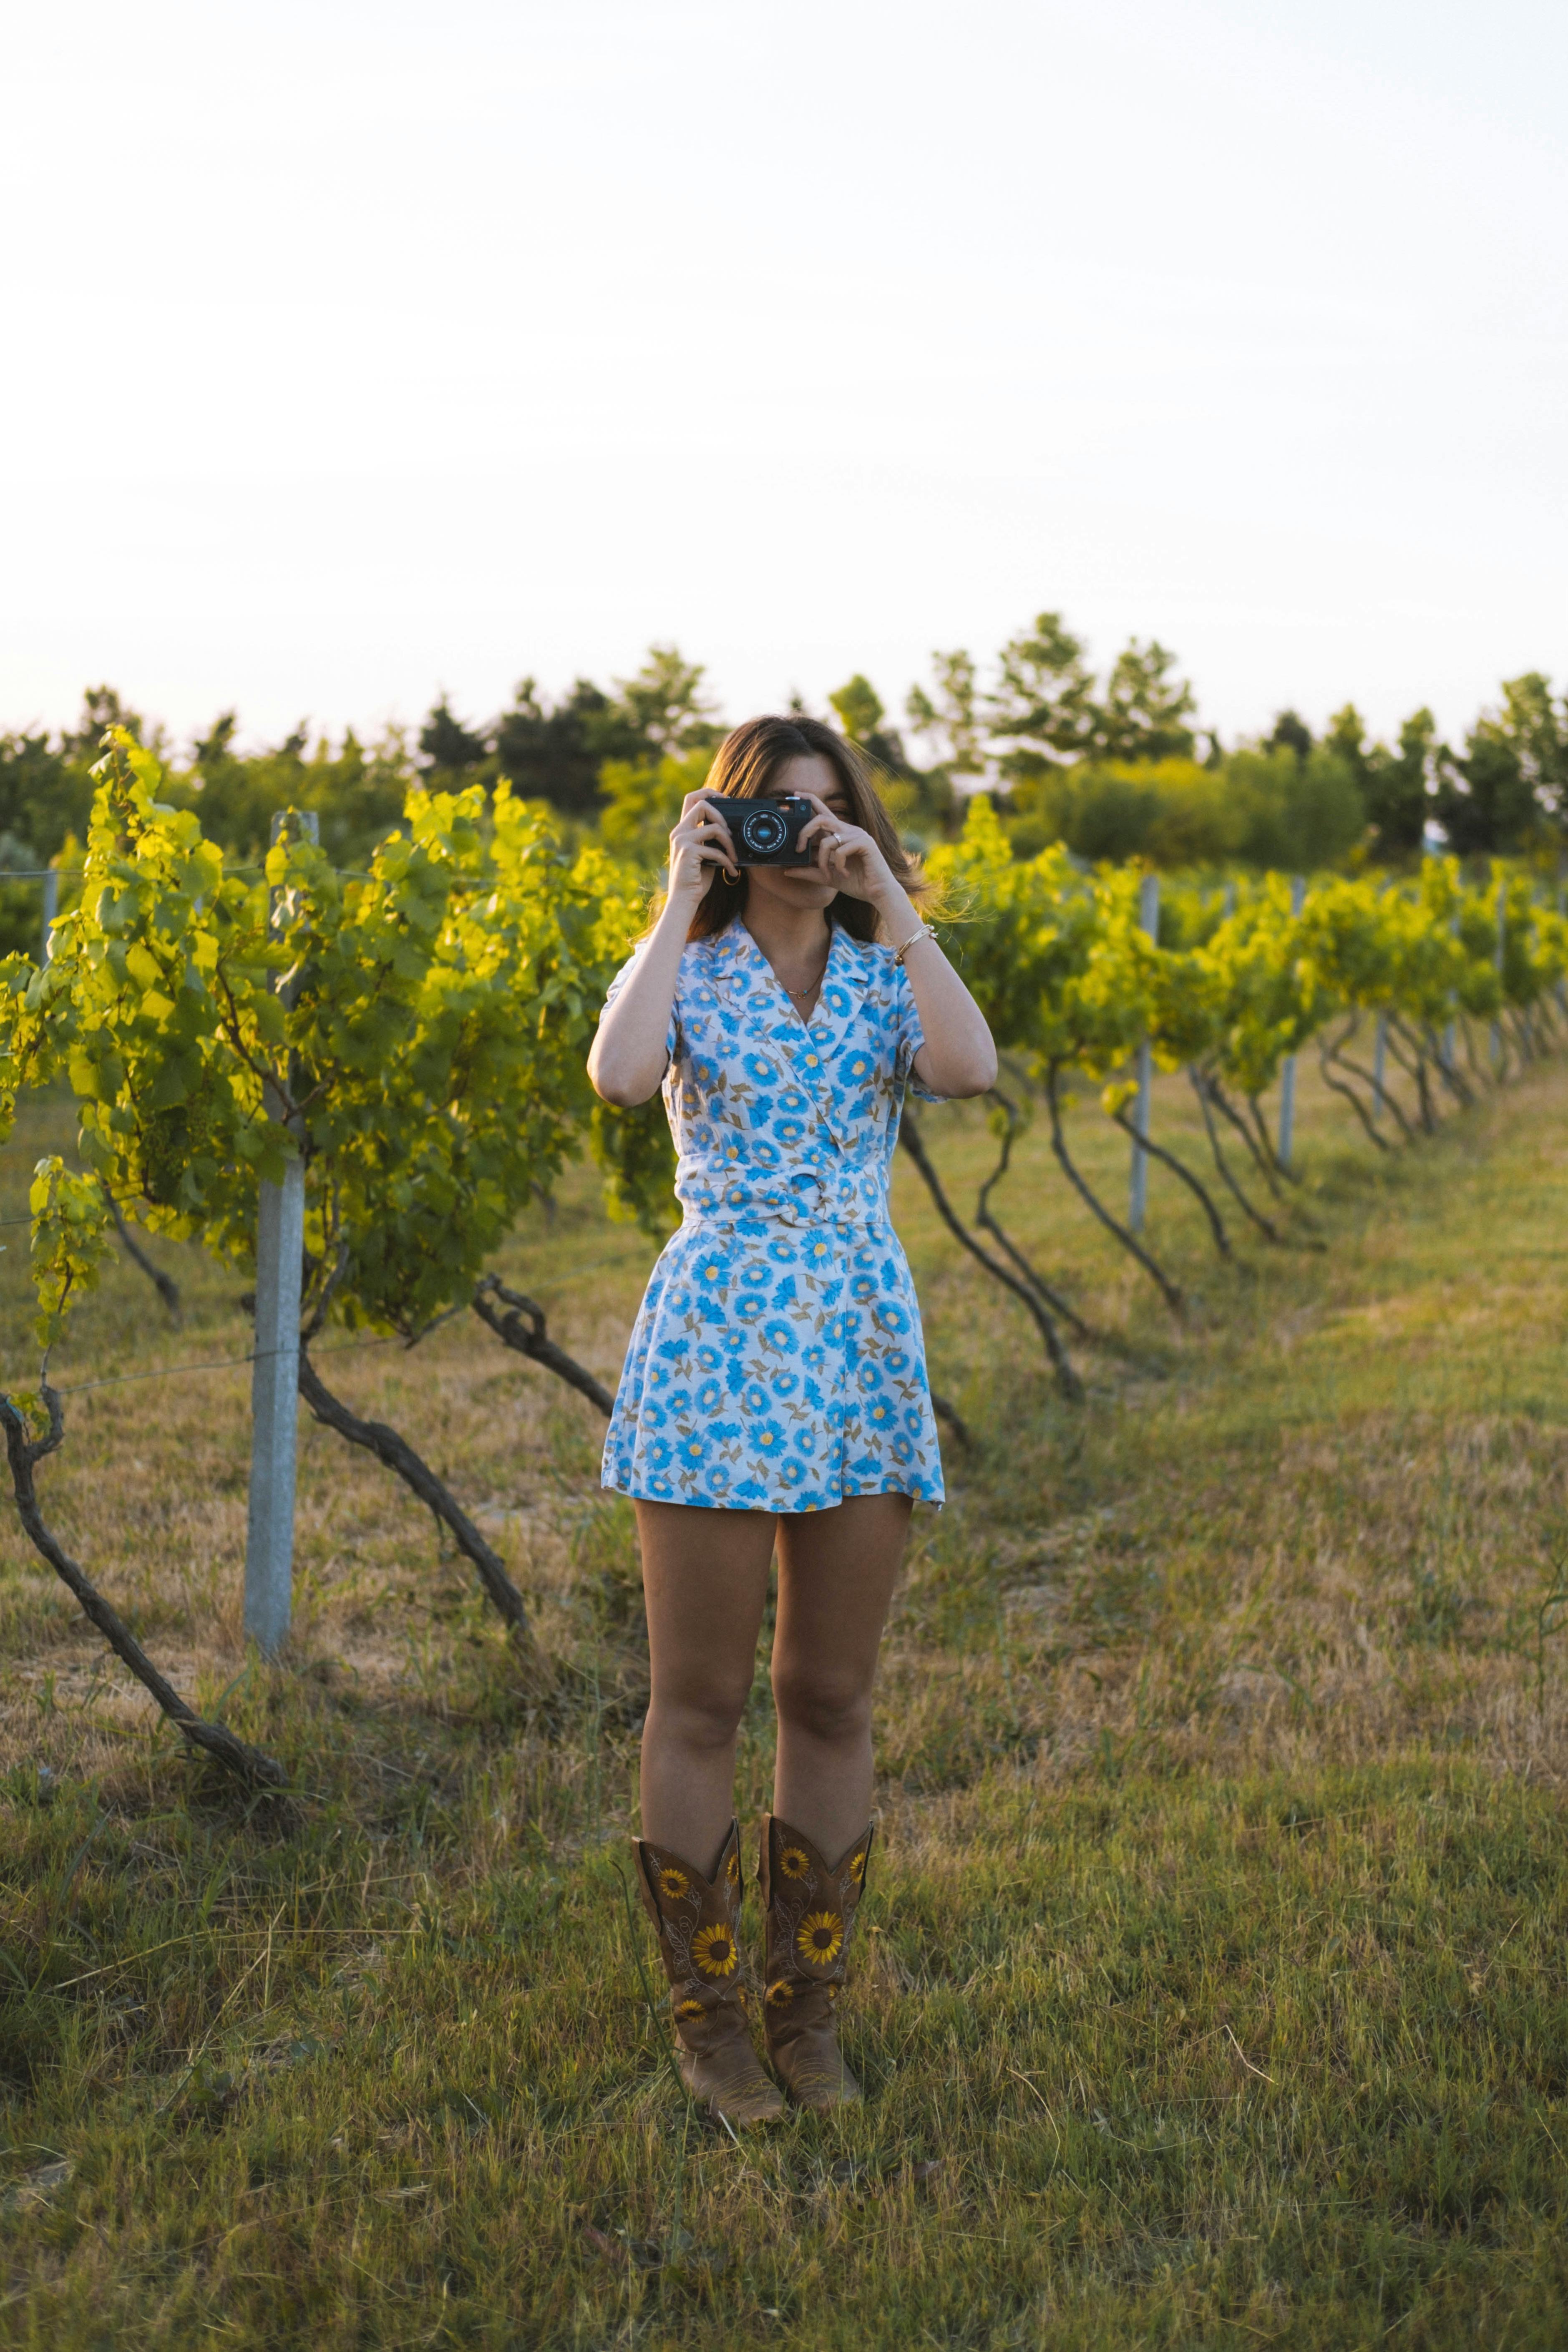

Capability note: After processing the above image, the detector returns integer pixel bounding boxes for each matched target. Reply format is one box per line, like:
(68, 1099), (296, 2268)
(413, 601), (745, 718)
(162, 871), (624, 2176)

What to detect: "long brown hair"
(684, 713), (926, 943)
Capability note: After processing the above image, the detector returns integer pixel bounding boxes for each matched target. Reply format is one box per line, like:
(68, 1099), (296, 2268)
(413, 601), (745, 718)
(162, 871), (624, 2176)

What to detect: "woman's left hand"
(795, 794), (899, 907)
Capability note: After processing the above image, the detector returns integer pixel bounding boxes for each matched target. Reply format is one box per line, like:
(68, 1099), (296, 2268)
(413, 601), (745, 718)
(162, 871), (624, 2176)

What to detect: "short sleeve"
(602, 946), (678, 1064)
(893, 958), (945, 1103)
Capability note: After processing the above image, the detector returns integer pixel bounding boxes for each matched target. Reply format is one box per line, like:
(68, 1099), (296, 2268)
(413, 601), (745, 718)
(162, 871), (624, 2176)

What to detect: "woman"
(589, 713), (996, 2124)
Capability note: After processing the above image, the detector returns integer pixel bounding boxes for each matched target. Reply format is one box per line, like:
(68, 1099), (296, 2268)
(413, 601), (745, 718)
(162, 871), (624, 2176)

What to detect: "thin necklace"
(783, 949), (830, 1001)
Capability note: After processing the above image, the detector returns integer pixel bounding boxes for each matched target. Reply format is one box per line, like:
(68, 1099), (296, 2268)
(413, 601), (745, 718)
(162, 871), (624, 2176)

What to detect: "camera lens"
(739, 805), (787, 854)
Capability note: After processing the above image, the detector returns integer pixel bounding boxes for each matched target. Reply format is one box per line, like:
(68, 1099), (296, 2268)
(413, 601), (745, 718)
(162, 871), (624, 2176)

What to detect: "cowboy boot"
(632, 1821), (783, 2127)
(759, 1814), (874, 2111)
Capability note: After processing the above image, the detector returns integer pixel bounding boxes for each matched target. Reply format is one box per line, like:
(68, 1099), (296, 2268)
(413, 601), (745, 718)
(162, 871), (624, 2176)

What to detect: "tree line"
(4, 619), (1564, 948)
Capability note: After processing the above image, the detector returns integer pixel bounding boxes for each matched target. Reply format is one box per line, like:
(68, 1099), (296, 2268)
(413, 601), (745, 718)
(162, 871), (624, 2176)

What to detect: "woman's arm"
(797, 797), (997, 1099)
(587, 795), (738, 1107)
(885, 908), (997, 1099)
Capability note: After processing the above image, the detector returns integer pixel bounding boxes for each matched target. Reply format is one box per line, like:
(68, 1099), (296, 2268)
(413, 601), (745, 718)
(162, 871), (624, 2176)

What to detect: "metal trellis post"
(1276, 875), (1306, 1168)
(1491, 877), (1506, 1069)
(40, 869), (58, 965)
(243, 810), (317, 1657)
(1128, 871), (1160, 1233)
(1372, 1012), (1388, 1125)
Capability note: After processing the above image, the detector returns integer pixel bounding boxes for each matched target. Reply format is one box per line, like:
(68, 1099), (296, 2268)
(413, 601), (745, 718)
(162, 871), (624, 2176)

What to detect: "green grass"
(3, 1049), (1568, 2347)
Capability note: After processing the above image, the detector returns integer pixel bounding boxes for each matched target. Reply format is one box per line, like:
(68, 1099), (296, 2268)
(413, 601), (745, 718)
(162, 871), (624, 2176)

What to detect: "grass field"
(3, 1048), (1567, 2349)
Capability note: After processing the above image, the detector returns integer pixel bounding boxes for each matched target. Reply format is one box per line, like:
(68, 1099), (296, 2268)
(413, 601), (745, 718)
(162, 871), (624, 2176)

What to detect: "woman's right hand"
(667, 793), (738, 904)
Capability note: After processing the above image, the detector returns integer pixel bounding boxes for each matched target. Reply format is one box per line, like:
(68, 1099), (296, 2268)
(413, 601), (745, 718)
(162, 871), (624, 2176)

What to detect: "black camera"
(703, 793), (816, 867)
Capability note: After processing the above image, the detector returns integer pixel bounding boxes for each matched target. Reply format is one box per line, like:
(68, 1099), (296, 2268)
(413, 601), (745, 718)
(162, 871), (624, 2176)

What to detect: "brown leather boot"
(632, 1821), (783, 2127)
(758, 1815), (874, 2111)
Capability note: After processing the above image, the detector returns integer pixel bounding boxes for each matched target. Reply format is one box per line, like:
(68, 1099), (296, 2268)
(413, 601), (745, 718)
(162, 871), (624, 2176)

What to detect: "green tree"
(1094, 639), (1197, 763)
(1265, 710), (1314, 762)
(987, 612), (1098, 771)
(610, 644), (723, 756)
(1330, 705), (1433, 862)
(418, 697), (490, 776)
(1435, 673), (1566, 856)
(987, 615), (1196, 770)
(906, 650), (987, 782)
(493, 679), (630, 817)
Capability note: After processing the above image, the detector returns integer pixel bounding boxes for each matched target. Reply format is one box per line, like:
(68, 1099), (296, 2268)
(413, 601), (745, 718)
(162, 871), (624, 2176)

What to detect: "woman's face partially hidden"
(742, 754), (852, 916)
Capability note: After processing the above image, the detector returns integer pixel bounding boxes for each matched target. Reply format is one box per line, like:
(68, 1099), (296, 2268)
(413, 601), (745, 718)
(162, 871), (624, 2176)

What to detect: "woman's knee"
(771, 1659), (873, 1747)
(647, 1677), (750, 1754)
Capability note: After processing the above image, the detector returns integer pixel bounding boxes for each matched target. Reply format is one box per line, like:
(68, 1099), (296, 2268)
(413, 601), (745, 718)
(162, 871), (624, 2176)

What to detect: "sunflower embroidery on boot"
(630, 1824), (782, 2128)
(760, 1816), (875, 2111)
(798, 1911), (844, 1967)
(692, 1922), (738, 1977)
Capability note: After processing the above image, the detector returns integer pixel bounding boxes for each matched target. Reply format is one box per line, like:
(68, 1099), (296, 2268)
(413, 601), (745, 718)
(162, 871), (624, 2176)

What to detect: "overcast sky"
(3, 0), (1565, 757)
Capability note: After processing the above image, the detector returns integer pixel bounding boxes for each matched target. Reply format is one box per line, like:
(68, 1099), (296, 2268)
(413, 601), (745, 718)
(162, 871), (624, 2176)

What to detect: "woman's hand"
(667, 792), (738, 905)
(794, 793), (903, 913)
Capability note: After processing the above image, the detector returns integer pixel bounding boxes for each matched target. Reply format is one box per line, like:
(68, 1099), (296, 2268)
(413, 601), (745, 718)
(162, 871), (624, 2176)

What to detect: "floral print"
(601, 920), (945, 1513)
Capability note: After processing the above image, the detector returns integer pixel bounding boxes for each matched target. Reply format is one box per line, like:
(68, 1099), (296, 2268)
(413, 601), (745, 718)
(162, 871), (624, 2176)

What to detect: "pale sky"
(3, 0), (1565, 758)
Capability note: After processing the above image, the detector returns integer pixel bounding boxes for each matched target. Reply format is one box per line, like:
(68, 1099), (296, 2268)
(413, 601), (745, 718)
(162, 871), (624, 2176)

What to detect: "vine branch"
(0, 1390), (286, 1790)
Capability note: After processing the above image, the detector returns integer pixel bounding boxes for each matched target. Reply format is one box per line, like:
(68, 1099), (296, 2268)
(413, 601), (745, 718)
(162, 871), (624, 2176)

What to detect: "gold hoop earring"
(722, 867), (742, 886)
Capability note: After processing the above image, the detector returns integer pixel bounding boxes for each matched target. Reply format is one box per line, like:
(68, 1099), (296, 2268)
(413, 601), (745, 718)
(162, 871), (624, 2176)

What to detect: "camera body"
(703, 793), (816, 867)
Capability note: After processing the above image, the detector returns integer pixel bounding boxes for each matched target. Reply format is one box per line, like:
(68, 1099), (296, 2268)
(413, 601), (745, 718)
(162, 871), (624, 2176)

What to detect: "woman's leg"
(636, 1499), (777, 1871)
(770, 1491), (912, 1860)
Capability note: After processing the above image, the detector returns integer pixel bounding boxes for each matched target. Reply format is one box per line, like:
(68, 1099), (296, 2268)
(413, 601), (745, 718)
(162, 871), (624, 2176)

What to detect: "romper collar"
(717, 919), (861, 1071)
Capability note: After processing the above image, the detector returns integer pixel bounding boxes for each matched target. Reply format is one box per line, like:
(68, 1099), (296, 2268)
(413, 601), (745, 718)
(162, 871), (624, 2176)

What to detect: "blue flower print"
(600, 922), (944, 1513)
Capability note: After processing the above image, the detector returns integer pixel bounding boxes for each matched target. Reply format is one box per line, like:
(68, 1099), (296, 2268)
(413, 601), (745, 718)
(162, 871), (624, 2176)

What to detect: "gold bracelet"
(892, 922), (937, 967)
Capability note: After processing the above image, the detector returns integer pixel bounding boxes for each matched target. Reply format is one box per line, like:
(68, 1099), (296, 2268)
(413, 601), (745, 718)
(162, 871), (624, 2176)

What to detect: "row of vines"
(2, 732), (1564, 1785)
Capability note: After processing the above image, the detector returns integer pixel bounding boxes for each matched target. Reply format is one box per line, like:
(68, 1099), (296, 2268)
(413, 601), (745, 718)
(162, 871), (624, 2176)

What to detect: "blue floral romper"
(601, 920), (945, 1513)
